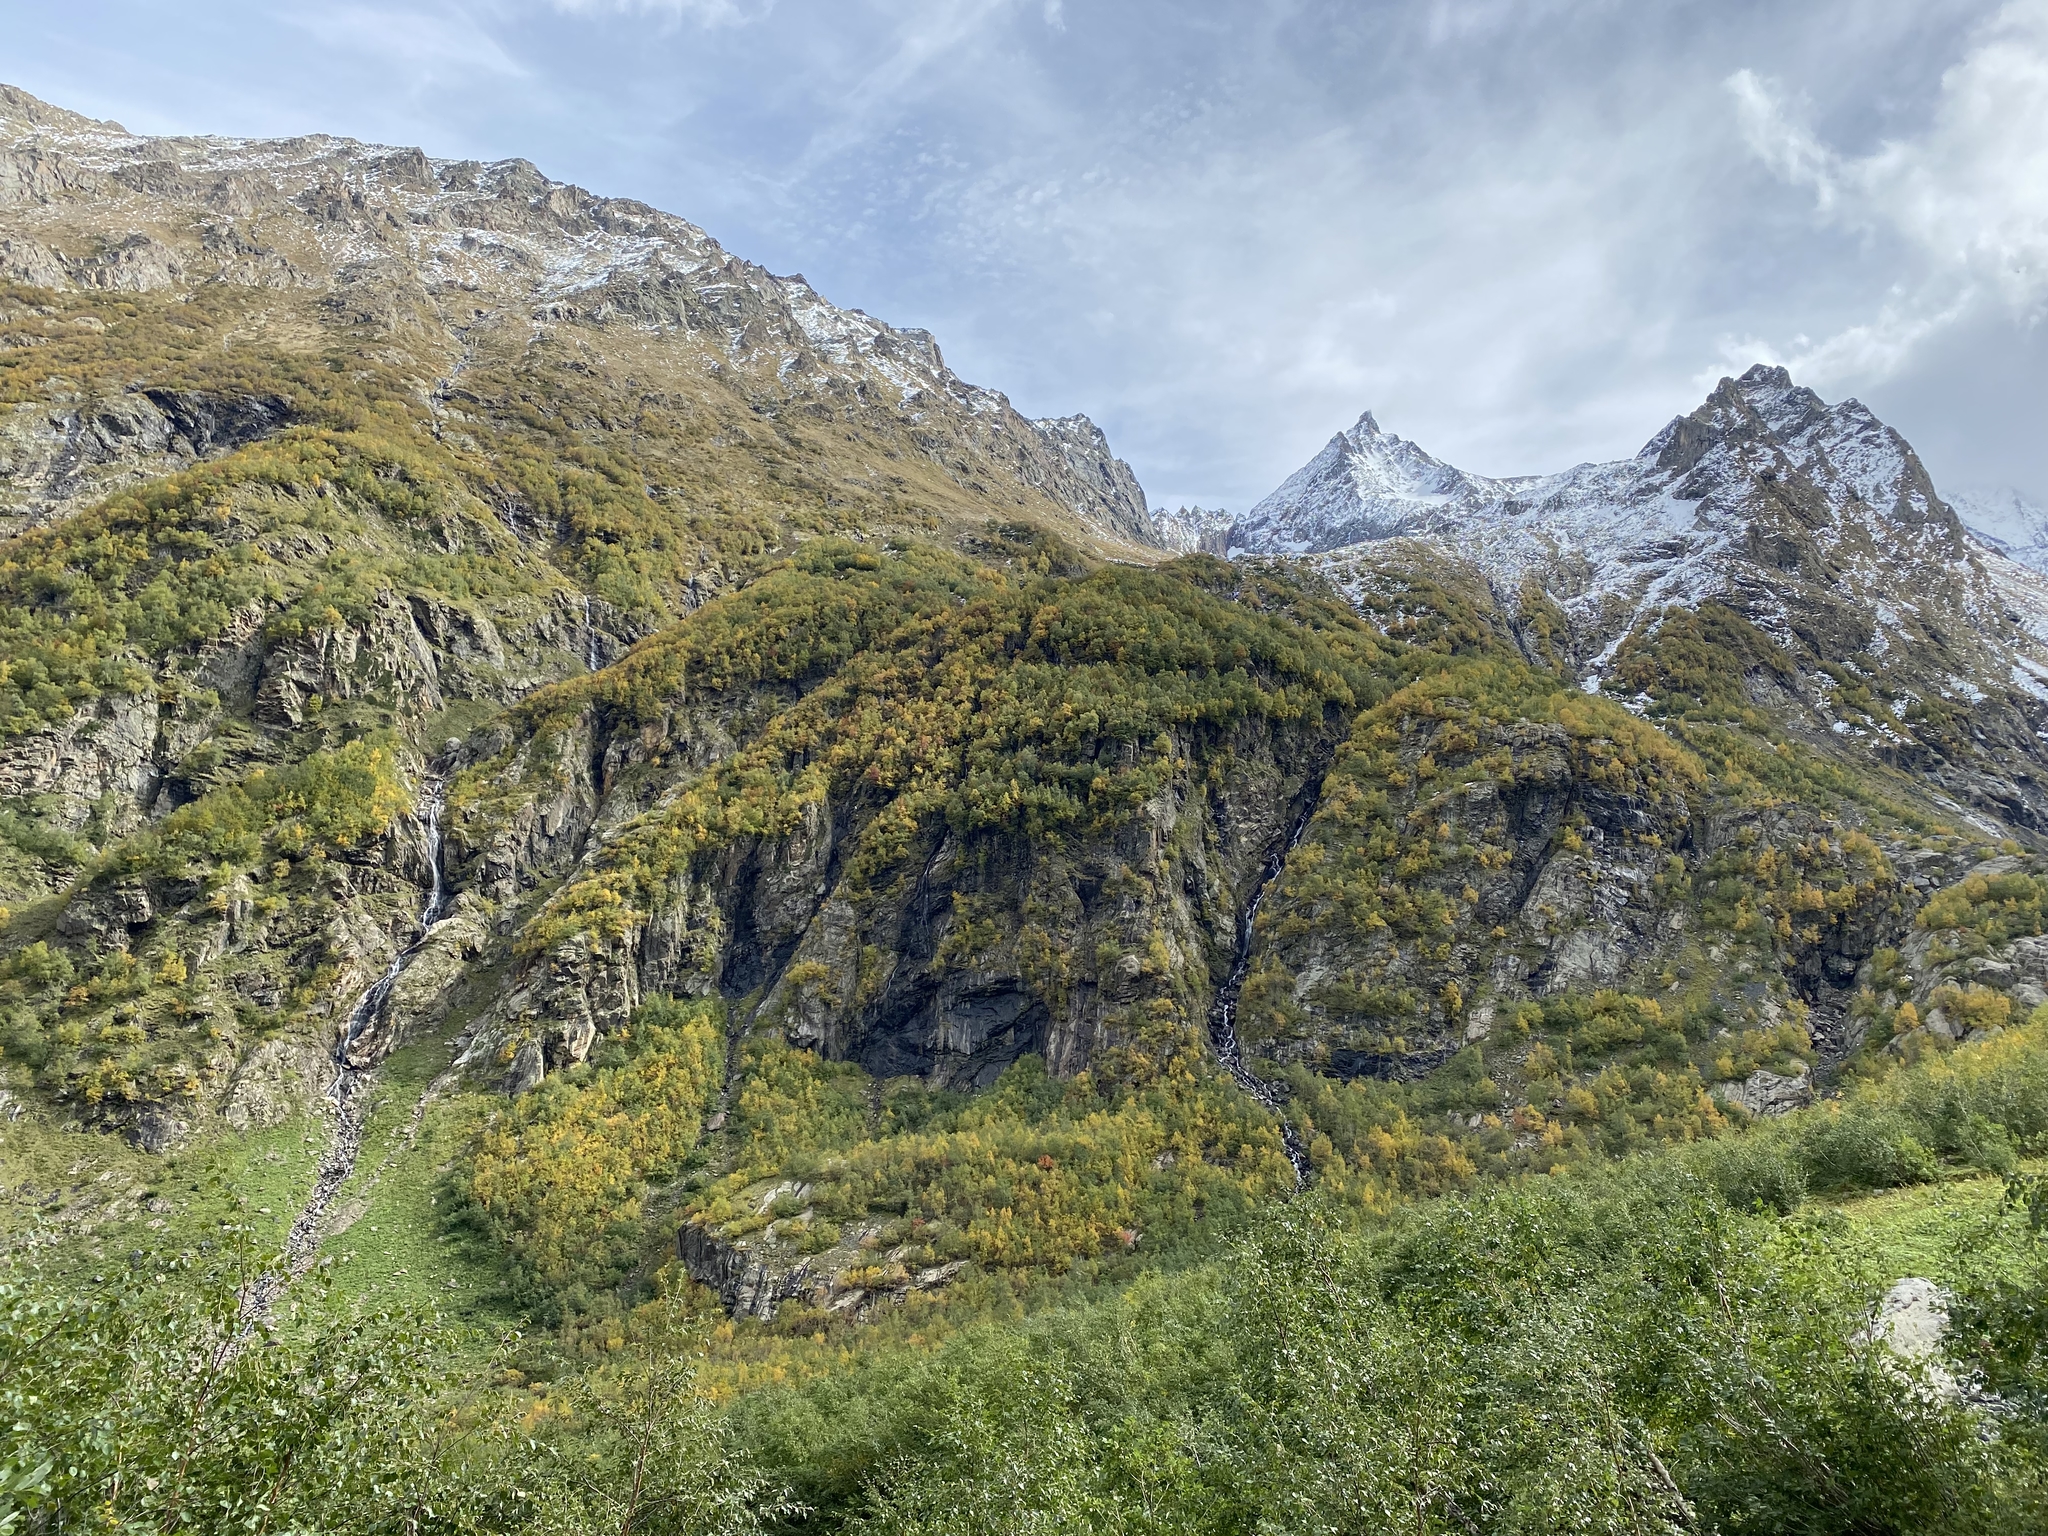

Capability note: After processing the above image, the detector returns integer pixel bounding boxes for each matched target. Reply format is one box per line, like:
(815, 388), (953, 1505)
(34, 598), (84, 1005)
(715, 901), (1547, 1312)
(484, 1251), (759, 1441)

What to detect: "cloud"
(774, 0), (1038, 172)
(11, 0), (2036, 507)
(546, 0), (773, 21)
(289, 6), (529, 81)
(1728, 0), (2048, 386)
(1703, 298), (1973, 394)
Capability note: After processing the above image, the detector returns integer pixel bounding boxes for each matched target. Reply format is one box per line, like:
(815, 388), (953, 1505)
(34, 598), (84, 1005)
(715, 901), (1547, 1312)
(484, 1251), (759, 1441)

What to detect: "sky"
(5, 0), (2044, 512)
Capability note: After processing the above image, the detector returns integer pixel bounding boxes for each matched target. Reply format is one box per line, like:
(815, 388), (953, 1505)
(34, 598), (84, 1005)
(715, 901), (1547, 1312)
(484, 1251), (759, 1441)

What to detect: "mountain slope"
(0, 82), (1186, 1252)
(0, 82), (1157, 554)
(3, 82), (2048, 1348)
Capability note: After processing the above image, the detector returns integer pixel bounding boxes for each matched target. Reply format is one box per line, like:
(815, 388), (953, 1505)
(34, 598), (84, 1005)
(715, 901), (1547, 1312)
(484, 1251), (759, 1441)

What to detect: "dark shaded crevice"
(139, 387), (295, 456)
(716, 843), (799, 997)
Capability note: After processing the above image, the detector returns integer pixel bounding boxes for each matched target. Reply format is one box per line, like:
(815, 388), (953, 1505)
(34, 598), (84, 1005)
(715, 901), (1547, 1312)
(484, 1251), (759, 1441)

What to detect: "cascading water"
(1207, 787), (1324, 1189)
(337, 778), (447, 1067)
(242, 775), (451, 1321)
(584, 593), (601, 672)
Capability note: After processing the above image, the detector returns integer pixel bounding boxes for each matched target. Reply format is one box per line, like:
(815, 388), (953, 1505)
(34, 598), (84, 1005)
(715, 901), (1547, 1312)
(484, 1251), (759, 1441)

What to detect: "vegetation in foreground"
(3, 1011), (2047, 1533)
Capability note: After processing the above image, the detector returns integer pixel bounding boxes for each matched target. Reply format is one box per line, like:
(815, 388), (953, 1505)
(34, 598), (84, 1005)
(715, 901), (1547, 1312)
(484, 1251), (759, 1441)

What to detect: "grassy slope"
(1829, 1168), (2036, 1282)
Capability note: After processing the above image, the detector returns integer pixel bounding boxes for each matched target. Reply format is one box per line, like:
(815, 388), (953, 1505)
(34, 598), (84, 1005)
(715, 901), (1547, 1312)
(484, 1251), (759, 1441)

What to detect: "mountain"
(2, 79), (2048, 1374)
(1231, 408), (1508, 553)
(1235, 365), (2048, 831)
(0, 82), (1321, 1307)
(0, 83), (1156, 550)
(1150, 503), (1234, 554)
(5, 80), (2048, 1533)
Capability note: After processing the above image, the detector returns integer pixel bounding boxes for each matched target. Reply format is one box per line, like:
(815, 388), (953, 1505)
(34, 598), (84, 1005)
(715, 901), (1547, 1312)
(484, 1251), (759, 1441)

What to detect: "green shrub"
(1794, 1106), (1939, 1192)
(744, 1172), (2034, 1534)
(1683, 1133), (1809, 1214)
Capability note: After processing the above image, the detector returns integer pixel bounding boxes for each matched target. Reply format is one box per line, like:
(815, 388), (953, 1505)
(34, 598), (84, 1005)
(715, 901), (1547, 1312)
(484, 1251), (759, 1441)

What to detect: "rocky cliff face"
(1021, 414), (1155, 545)
(1236, 632), (1945, 1086)
(438, 548), (1363, 1096)
(0, 386), (294, 533)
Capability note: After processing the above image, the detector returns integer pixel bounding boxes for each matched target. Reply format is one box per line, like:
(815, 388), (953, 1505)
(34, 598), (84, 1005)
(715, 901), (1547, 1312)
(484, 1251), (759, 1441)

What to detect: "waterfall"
(337, 776), (448, 1063)
(1207, 786), (1324, 1189)
(584, 594), (601, 672)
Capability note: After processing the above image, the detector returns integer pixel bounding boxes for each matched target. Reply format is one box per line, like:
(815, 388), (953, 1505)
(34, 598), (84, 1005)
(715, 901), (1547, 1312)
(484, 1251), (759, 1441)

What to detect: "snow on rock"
(1232, 410), (1503, 554)
(1151, 505), (1234, 554)
(1236, 365), (2048, 697)
(1954, 486), (2048, 575)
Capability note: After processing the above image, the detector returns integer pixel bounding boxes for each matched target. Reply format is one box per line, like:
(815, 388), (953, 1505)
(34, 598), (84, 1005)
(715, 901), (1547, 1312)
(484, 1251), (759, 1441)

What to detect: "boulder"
(1717, 1065), (1813, 1117)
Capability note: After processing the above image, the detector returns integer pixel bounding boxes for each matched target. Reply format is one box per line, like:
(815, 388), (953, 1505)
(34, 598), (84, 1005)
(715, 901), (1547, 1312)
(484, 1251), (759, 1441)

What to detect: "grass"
(1824, 1165), (2036, 1284)
(0, 1092), (324, 1278)
(318, 1035), (512, 1333)
(0, 1013), (509, 1362)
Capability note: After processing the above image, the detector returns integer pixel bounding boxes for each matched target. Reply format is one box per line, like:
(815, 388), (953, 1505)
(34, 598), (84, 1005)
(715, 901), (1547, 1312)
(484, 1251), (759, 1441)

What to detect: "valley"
(0, 80), (2045, 1532)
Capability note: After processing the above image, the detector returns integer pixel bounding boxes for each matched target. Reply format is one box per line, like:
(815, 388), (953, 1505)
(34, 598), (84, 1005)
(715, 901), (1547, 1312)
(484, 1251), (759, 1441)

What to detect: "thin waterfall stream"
(1208, 785), (1324, 1189)
(239, 775), (449, 1324)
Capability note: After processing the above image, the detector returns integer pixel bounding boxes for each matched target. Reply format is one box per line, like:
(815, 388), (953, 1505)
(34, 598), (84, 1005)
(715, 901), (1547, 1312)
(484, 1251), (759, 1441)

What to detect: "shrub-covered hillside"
(7, 78), (2048, 1536)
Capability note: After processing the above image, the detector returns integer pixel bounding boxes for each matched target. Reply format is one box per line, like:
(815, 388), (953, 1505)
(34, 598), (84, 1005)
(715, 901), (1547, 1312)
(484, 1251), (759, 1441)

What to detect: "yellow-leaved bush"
(458, 997), (723, 1319)
(684, 1039), (1295, 1279)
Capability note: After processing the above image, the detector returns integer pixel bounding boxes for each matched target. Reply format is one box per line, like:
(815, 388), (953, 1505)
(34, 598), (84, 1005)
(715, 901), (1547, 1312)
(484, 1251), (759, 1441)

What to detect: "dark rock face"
(1243, 709), (1704, 1074)
(480, 694), (1343, 1090)
(138, 388), (294, 457)
(0, 389), (292, 531)
(678, 1220), (815, 1321)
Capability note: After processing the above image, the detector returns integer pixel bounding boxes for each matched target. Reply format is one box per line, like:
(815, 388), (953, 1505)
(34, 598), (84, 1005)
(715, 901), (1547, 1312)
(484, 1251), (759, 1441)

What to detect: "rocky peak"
(1238, 365), (1996, 648)
(1231, 407), (1514, 554)
(1239, 366), (2048, 829)
(1645, 364), (1964, 548)
(1024, 414), (1155, 545)
(0, 83), (114, 136)
(1334, 409), (1477, 502)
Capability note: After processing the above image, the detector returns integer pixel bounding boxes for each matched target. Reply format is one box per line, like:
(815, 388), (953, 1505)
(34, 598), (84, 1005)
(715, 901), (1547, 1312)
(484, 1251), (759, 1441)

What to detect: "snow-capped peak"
(1233, 408), (1529, 555)
(1237, 364), (2043, 706)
